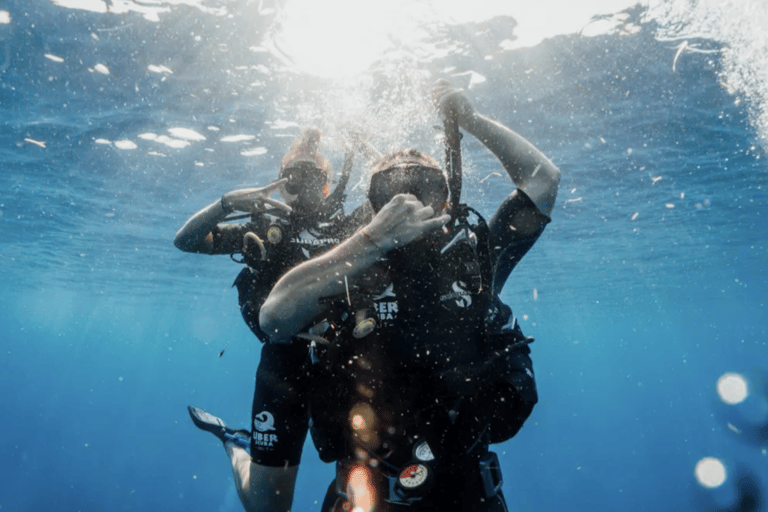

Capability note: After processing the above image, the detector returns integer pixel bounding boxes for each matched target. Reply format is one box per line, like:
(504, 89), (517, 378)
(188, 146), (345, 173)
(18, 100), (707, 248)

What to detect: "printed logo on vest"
(440, 281), (473, 308)
(290, 228), (340, 247)
(374, 300), (398, 321)
(373, 283), (396, 300)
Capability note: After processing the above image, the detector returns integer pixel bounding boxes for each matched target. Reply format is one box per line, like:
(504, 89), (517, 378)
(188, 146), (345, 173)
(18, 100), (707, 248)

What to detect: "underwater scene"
(1, 0), (767, 511)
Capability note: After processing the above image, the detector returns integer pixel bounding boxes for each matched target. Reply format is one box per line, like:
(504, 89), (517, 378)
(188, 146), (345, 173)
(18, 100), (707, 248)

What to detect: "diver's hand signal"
(364, 193), (450, 253)
(221, 178), (292, 214)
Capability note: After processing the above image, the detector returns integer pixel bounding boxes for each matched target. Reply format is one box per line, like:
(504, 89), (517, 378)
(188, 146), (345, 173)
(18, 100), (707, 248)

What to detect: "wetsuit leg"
(250, 340), (311, 466)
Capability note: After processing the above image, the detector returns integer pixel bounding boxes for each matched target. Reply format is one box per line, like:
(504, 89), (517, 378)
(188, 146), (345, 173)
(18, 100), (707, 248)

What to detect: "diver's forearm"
(259, 230), (382, 340)
(173, 199), (226, 253)
(464, 113), (561, 216)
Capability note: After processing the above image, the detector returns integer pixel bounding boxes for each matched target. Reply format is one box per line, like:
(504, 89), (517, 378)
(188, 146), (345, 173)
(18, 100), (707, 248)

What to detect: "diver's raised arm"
(173, 179), (291, 254)
(434, 82), (561, 217)
(173, 198), (230, 254)
(259, 194), (450, 341)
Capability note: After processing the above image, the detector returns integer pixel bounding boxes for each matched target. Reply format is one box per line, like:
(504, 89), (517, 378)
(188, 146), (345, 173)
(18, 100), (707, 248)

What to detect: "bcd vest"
(308, 206), (511, 469)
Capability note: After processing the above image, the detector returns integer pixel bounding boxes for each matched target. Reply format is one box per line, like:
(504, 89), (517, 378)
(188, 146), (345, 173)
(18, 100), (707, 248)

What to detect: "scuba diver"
(174, 127), (367, 512)
(259, 82), (561, 511)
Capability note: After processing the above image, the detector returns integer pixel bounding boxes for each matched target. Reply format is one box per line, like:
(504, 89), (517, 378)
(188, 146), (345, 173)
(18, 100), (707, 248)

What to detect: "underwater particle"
(669, 40), (720, 73)
(94, 138), (110, 144)
(91, 63), (109, 74)
(532, 288), (538, 300)
(45, 54), (64, 63)
(118, 376), (123, 381)
(652, 176), (662, 184)
(666, 203), (675, 209)
(479, 172), (502, 183)
(147, 64), (172, 74)
(0, 10), (10, 24)
(631, 212), (639, 221)
(24, 138), (46, 148)
(695, 457), (726, 488)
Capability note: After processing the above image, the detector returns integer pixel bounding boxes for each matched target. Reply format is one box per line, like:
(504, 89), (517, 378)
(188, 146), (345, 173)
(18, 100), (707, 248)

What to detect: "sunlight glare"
(277, 0), (423, 78)
(717, 372), (749, 405)
(347, 466), (376, 512)
(276, 0), (641, 77)
(695, 457), (727, 489)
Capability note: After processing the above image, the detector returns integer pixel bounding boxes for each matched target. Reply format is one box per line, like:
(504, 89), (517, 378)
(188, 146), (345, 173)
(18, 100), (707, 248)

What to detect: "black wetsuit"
(307, 190), (549, 512)
(212, 206), (365, 465)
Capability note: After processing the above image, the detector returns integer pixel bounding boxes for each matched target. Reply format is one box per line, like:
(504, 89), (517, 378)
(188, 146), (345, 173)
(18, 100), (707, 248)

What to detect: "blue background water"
(1, 1), (767, 511)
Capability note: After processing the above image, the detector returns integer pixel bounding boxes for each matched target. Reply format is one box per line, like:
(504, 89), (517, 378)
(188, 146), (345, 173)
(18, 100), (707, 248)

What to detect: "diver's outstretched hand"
(363, 193), (450, 253)
(432, 79), (477, 127)
(221, 178), (292, 214)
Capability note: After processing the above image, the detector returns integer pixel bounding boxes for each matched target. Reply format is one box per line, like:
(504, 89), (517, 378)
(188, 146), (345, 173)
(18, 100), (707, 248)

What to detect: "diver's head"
(368, 148), (448, 214)
(279, 127), (331, 212)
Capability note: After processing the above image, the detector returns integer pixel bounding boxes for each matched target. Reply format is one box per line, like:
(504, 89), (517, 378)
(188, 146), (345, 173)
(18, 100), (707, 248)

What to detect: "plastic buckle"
(479, 452), (503, 498)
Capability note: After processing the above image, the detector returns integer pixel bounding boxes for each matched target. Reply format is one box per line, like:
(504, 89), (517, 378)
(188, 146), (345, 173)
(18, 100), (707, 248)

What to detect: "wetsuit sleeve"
(233, 266), (275, 343)
(250, 340), (311, 466)
(488, 190), (551, 295)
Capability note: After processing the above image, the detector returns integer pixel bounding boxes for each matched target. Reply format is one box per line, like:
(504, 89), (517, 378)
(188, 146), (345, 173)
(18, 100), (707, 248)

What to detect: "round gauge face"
(414, 440), (435, 462)
(398, 463), (429, 489)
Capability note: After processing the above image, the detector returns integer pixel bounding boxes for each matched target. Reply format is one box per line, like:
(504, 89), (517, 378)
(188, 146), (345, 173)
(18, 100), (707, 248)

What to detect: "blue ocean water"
(1, 1), (767, 511)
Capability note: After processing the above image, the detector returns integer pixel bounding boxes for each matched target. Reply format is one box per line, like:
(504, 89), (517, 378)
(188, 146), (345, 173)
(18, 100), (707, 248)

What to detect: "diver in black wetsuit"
(259, 83), (561, 511)
(175, 127), (368, 512)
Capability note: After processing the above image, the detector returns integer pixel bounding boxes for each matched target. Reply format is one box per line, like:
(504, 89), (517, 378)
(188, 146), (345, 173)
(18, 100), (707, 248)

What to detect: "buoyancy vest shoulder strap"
(451, 204), (493, 293)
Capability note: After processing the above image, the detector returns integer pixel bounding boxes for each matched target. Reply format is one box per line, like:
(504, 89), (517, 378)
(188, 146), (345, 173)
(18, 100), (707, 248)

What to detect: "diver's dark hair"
(280, 127), (331, 177)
